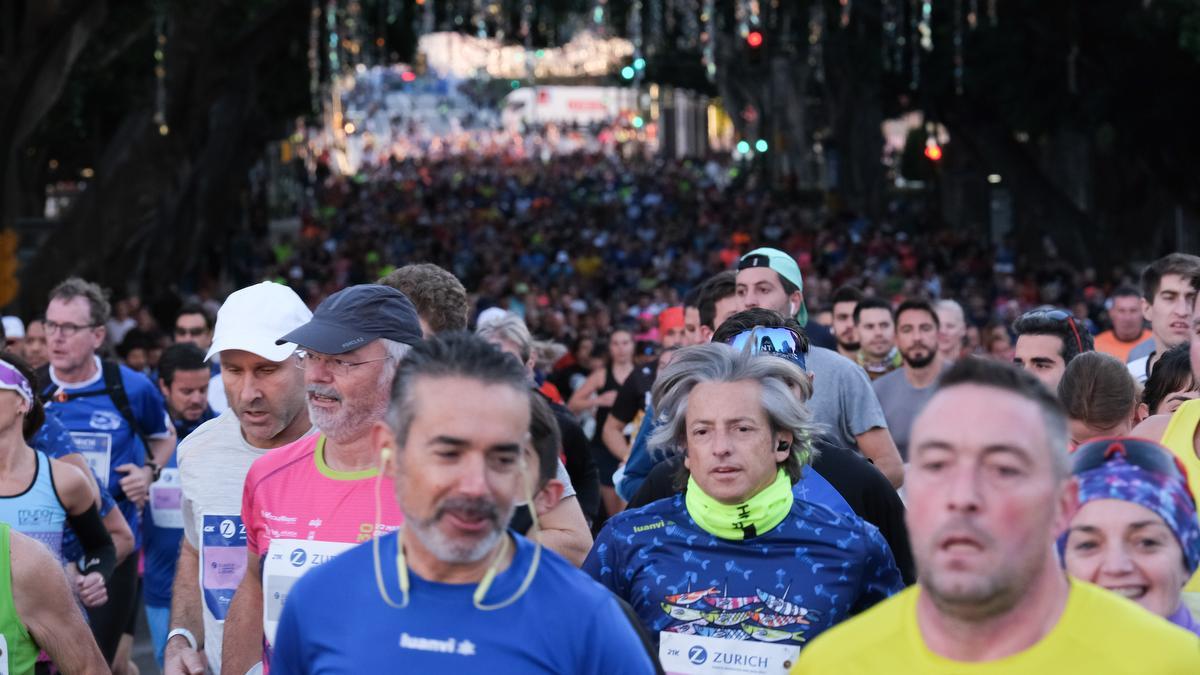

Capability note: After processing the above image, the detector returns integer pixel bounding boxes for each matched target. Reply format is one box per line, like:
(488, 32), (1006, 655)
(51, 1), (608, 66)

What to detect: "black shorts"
(85, 554), (140, 665)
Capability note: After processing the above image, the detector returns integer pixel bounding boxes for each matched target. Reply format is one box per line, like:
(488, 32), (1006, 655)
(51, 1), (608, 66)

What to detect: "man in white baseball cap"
(163, 282), (313, 675)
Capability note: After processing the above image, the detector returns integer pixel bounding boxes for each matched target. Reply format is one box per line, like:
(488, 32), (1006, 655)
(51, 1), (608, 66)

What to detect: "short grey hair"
(935, 299), (965, 322)
(649, 344), (818, 484)
(387, 333), (530, 446)
(377, 338), (412, 388)
(49, 277), (111, 326)
(475, 314), (534, 363)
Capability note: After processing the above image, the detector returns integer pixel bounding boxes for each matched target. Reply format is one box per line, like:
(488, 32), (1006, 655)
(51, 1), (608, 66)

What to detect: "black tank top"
(592, 365), (621, 442)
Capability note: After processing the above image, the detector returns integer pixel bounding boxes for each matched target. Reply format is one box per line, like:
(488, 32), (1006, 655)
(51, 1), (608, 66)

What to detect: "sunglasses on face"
(725, 326), (807, 370)
(1019, 307), (1083, 353)
(175, 326), (208, 338)
(1070, 437), (1189, 484)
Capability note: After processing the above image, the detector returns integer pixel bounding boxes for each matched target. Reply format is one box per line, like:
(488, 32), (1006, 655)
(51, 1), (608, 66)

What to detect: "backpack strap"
(100, 361), (151, 454)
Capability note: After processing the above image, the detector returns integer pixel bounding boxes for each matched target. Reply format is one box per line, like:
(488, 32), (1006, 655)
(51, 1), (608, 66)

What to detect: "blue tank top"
(0, 450), (67, 561)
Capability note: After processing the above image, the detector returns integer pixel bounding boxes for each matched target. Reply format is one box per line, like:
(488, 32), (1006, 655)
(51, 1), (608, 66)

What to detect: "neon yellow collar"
(685, 468), (793, 540)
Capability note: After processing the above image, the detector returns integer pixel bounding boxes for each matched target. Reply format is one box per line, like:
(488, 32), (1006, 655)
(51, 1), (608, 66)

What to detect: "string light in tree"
(909, 0), (920, 89)
(988, 0), (998, 26)
(153, 8), (168, 136)
(628, 0), (644, 83)
(968, 0), (978, 29)
(679, 0), (700, 50)
(809, 3), (825, 84)
(701, 0), (716, 81)
(919, 0), (933, 52)
(326, 0), (340, 75)
(309, 0), (321, 114)
(839, 0), (852, 28)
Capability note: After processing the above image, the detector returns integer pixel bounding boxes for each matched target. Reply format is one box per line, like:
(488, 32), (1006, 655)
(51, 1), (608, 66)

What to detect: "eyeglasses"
(44, 321), (96, 337)
(1070, 437), (1189, 484)
(725, 326), (807, 370)
(294, 349), (392, 376)
(175, 326), (209, 338)
(1020, 307), (1084, 353)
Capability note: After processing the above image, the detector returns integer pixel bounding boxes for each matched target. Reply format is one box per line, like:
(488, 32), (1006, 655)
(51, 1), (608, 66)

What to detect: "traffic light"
(621, 66), (635, 80)
(0, 229), (19, 307)
(924, 141), (943, 161)
(747, 31), (763, 48)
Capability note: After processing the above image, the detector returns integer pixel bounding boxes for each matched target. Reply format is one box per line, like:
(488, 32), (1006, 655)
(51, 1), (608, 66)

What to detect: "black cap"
(277, 284), (422, 354)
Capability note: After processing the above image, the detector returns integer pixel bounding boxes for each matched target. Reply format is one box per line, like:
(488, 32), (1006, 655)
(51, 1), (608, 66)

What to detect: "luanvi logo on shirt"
(399, 633), (477, 656)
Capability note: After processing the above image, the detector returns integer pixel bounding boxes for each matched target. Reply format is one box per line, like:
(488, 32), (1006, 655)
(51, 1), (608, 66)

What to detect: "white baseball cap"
(1, 317), (24, 339)
(206, 282), (313, 362)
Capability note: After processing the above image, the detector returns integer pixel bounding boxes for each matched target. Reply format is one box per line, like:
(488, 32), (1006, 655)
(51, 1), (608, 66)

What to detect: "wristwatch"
(145, 461), (163, 482)
(166, 627), (198, 651)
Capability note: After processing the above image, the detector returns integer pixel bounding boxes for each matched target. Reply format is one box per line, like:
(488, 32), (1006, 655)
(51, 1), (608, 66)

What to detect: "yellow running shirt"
(1161, 398), (1200, 594)
(792, 581), (1200, 674)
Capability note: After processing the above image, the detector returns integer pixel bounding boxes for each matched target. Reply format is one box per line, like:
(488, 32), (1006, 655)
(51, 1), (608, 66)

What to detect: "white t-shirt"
(178, 410), (315, 674)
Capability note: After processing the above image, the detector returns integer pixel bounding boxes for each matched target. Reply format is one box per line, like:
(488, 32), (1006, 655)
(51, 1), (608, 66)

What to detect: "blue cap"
(277, 284), (422, 354)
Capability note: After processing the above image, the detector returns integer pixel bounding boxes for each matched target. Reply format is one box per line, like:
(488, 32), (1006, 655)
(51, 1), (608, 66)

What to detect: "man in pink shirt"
(222, 285), (422, 674)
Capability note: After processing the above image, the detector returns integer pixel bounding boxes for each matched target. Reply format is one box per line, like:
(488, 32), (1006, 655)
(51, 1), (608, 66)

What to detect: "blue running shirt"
(271, 531), (657, 675)
(584, 493), (903, 649)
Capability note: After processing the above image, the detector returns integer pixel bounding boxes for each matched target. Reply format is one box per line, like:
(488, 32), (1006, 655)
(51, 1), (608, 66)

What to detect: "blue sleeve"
(578, 595), (657, 674)
(616, 410), (658, 502)
(852, 522), (904, 615)
(581, 521), (627, 599)
(270, 587), (308, 675)
(126, 370), (169, 437)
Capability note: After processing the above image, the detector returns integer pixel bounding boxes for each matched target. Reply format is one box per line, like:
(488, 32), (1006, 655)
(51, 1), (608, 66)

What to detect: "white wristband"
(167, 627), (198, 651)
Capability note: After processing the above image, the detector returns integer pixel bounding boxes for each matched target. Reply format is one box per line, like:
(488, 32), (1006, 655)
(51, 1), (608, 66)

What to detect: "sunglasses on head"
(1070, 437), (1189, 484)
(1020, 307), (1083, 353)
(726, 326), (806, 370)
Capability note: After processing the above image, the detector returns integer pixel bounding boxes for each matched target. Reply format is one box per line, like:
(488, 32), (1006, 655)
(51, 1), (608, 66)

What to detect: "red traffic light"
(747, 31), (764, 48)
(924, 143), (943, 161)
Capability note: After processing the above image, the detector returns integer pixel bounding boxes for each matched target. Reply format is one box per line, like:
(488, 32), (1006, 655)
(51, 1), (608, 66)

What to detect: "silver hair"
(649, 344), (819, 482)
(475, 314), (534, 363)
(378, 338), (412, 388)
(935, 299), (965, 321)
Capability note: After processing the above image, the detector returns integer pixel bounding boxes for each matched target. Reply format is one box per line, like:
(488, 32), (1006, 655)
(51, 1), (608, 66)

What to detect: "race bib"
(149, 468), (183, 529)
(68, 432), (112, 485)
(659, 632), (799, 675)
(262, 538), (352, 645)
(201, 515), (247, 621)
(0, 633), (9, 675)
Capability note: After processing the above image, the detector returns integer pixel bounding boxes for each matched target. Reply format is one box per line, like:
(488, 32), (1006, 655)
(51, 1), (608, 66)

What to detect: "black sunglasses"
(1070, 437), (1188, 484)
(1020, 307), (1083, 353)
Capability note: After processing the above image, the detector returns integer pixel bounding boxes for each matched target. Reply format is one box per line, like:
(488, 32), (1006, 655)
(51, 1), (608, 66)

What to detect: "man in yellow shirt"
(795, 358), (1200, 674)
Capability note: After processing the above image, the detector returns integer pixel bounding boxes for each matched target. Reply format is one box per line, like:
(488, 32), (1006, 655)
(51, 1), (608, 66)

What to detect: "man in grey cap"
(737, 247), (905, 487)
(222, 284), (421, 674)
(164, 282), (313, 675)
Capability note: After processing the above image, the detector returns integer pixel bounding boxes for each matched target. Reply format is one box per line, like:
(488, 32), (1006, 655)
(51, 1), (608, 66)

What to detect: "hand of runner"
(116, 463), (153, 506)
(163, 639), (207, 675)
(75, 569), (108, 607)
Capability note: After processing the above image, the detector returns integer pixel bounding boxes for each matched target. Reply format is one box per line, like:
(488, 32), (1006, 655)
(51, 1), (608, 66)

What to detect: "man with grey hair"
(222, 285), (422, 673)
(584, 344), (902, 666)
(41, 276), (176, 666)
(796, 358), (1200, 672)
(269, 333), (656, 673)
(935, 299), (967, 363)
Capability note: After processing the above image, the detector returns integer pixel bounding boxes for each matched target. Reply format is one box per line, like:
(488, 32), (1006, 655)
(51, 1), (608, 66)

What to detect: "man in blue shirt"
(40, 277), (175, 667)
(271, 334), (657, 674)
(584, 344), (902, 670)
(145, 343), (217, 667)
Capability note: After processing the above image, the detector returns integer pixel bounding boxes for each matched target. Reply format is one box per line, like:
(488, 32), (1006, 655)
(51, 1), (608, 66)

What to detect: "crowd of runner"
(0, 162), (1199, 672)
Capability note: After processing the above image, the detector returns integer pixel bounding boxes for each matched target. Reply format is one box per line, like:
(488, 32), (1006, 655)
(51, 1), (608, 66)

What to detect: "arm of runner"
(221, 551), (264, 675)
(104, 505), (135, 564)
(55, 452), (101, 504)
(525, 494), (592, 567)
(566, 369), (605, 415)
(855, 427), (904, 488)
(54, 460), (116, 607)
(164, 539), (207, 675)
(602, 415), (630, 462)
(11, 530), (108, 674)
(116, 425), (177, 507)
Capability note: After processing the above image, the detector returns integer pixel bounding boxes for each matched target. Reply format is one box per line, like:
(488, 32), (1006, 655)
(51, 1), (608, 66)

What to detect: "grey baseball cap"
(277, 284), (422, 354)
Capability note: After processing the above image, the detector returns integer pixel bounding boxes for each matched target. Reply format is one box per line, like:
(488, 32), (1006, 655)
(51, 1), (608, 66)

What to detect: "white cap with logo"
(206, 282), (312, 363)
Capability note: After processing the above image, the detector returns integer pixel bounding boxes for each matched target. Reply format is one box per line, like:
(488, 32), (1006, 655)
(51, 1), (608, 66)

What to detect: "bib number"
(68, 432), (113, 486)
(262, 538), (352, 645)
(150, 468), (183, 529)
(201, 515), (247, 621)
(659, 632), (799, 675)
